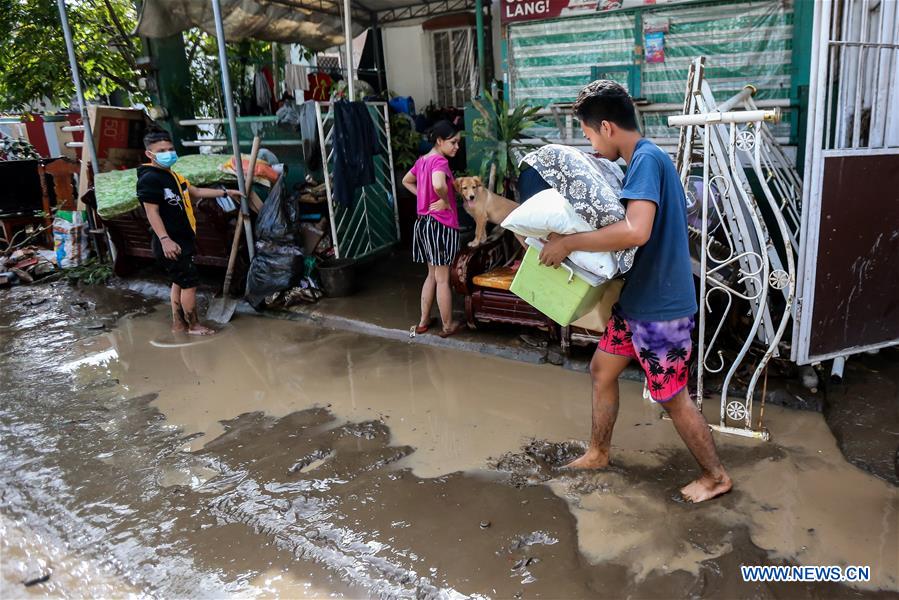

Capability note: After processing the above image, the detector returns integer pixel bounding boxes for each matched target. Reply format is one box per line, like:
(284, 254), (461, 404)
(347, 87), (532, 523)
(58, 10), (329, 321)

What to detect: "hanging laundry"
(254, 71), (273, 115)
(331, 101), (380, 208)
(297, 100), (322, 172)
(284, 64), (309, 93)
(305, 72), (333, 102)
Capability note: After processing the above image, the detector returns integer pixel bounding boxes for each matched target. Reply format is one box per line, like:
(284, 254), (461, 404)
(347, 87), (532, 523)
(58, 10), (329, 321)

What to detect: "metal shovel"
(207, 132), (262, 324)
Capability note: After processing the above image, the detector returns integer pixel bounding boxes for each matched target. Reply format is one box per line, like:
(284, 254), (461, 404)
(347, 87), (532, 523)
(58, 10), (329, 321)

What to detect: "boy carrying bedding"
(538, 80), (731, 503)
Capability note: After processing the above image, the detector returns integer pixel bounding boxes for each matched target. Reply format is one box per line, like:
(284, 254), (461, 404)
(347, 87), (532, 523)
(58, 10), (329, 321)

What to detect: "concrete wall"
(382, 25), (434, 108)
(382, 12), (506, 108)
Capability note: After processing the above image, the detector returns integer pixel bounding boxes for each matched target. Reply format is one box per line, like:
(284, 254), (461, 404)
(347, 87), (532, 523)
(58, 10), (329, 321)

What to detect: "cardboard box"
(78, 106), (149, 203)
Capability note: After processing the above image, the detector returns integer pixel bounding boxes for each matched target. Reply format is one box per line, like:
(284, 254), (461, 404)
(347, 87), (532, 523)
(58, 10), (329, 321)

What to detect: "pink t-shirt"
(411, 153), (458, 229)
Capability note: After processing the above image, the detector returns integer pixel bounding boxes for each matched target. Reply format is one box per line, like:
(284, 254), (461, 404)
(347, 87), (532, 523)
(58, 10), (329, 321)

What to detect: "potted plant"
(471, 91), (542, 196)
(389, 112), (424, 247)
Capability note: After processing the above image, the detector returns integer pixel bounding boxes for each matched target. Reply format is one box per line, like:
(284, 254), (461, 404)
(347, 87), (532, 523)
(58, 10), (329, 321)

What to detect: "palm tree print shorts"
(598, 305), (695, 402)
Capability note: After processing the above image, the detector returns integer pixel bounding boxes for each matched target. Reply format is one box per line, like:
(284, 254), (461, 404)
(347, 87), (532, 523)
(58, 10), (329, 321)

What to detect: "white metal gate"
(793, 0), (899, 364)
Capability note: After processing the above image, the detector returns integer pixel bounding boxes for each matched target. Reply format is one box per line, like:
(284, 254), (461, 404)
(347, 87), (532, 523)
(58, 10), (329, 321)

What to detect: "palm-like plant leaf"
(471, 91), (541, 194)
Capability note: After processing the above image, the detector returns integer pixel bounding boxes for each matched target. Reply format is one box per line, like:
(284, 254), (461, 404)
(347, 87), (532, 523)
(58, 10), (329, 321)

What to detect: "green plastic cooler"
(510, 239), (607, 326)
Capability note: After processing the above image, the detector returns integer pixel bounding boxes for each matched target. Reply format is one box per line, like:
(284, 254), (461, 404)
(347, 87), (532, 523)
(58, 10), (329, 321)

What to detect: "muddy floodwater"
(1, 283), (897, 598)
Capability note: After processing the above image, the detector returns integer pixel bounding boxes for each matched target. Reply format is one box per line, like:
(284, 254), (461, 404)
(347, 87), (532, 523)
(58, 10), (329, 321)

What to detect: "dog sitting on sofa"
(453, 175), (520, 247)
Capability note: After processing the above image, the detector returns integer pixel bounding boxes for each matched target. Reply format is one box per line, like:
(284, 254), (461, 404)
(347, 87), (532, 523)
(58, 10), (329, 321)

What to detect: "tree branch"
(96, 66), (139, 94)
(99, 0), (139, 68)
(186, 38), (201, 66)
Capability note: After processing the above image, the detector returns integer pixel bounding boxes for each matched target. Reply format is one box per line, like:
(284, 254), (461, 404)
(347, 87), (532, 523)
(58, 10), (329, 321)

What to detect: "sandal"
(410, 318), (435, 337)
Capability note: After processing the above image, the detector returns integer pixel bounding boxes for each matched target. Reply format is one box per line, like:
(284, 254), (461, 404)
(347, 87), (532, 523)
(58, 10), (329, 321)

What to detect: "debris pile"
(0, 247), (57, 287)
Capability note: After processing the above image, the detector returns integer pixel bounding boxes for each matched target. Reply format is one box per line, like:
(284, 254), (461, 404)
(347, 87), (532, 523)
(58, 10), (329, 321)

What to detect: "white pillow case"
(501, 188), (618, 282)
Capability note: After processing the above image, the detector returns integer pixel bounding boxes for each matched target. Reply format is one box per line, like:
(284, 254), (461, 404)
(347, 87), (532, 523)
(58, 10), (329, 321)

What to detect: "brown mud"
(822, 350), (899, 485)
(1, 282), (897, 598)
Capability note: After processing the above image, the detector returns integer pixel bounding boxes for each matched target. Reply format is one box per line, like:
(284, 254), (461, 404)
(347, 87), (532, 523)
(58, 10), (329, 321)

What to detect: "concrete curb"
(110, 278), (646, 383)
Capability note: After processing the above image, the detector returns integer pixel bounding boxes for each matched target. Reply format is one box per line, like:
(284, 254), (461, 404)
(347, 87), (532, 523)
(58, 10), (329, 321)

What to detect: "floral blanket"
(521, 144), (637, 273)
(94, 154), (237, 219)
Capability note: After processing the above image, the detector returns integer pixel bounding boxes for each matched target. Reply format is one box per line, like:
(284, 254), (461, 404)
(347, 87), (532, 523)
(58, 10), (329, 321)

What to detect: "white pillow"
(502, 188), (618, 281)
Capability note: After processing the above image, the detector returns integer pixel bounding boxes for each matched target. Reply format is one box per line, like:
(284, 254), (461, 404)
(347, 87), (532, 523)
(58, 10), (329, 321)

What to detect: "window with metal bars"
(431, 28), (478, 108)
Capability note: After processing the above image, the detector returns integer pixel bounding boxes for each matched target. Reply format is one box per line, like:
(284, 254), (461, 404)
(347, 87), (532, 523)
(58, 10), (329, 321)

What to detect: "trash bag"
(254, 175), (299, 245)
(245, 175), (305, 310)
(245, 241), (305, 310)
(275, 100), (301, 127)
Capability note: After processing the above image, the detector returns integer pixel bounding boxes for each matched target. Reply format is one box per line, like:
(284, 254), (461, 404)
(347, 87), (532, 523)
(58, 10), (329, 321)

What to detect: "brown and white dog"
(454, 176), (521, 247)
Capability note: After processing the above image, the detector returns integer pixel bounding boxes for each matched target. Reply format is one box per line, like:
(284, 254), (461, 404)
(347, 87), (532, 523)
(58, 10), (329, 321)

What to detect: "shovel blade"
(206, 296), (238, 324)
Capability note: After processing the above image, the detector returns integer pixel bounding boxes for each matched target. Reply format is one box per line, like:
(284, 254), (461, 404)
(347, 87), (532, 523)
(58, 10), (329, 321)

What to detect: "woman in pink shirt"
(401, 121), (462, 338)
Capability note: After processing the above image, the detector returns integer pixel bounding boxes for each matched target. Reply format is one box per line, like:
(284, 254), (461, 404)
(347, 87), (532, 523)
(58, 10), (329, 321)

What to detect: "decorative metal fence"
(315, 101), (400, 260)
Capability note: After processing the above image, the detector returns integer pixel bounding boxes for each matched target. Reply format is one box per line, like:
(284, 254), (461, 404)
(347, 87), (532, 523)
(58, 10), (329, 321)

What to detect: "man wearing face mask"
(137, 129), (242, 335)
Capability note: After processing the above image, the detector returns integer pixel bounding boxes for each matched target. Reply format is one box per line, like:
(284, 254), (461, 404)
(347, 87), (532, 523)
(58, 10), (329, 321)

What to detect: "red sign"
(501, 0), (664, 24)
(501, 0), (596, 24)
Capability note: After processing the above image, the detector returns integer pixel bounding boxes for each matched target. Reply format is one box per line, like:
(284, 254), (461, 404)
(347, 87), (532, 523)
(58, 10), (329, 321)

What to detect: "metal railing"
(668, 57), (799, 442)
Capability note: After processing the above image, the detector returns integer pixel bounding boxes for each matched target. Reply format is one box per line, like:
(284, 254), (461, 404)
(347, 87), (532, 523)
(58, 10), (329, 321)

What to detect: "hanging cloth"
(297, 100), (322, 172)
(331, 100), (380, 207)
(254, 71), (273, 114)
(284, 64), (309, 93)
(305, 72), (332, 101)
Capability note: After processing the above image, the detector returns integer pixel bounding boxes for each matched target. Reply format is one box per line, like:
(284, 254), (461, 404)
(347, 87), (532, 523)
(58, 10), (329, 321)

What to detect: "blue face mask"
(153, 150), (178, 168)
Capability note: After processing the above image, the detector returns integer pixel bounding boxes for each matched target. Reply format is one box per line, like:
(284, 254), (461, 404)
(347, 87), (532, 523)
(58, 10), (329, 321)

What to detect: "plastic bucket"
(318, 259), (357, 297)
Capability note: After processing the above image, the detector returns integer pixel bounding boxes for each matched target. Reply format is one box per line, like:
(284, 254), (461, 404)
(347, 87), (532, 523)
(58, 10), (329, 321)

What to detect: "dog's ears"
(453, 179), (463, 193)
(473, 176), (483, 187)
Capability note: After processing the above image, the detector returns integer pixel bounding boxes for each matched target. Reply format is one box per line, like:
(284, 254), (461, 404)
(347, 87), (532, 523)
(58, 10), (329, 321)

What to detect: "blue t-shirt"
(617, 139), (697, 321)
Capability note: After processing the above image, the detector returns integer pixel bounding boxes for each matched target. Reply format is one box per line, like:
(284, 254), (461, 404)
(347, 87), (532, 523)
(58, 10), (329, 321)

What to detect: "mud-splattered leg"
(660, 389), (732, 503)
(180, 287), (214, 336)
(170, 284), (187, 332)
(419, 265), (436, 330)
(564, 350), (631, 469)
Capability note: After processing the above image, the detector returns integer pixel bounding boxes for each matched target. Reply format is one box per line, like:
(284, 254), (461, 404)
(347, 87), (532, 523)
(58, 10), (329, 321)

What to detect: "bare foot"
(680, 473), (733, 503)
(172, 325), (188, 334)
(562, 449), (609, 470)
(438, 321), (463, 338)
(187, 324), (216, 336)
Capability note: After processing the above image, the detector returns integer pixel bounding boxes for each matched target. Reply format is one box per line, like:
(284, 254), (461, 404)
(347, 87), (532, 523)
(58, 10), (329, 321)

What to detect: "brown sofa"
(450, 229), (558, 339)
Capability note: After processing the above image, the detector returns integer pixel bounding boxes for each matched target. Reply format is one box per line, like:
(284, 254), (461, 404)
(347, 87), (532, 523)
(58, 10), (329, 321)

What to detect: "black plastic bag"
(245, 175), (305, 310)
(245, 242), (305, 310)
(254, 175), (300, 245)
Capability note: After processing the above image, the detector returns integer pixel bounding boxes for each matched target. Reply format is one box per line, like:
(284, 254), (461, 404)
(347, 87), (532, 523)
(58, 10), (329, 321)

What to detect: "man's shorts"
(598, 305), (695, 402)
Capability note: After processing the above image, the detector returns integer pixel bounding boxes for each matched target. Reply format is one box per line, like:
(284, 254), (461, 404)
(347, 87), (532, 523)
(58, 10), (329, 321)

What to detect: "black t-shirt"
(137, 165), (196, 252)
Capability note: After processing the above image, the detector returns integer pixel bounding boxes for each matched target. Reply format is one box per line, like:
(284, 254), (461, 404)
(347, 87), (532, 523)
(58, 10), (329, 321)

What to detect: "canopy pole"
(211, 0), (255, 259)
(343, 0), (355, 99)
(57, 0), (105, 263)
(271, 43), (279, 99)
(475, 0), (486, 96)
(56, 0), (99, 176)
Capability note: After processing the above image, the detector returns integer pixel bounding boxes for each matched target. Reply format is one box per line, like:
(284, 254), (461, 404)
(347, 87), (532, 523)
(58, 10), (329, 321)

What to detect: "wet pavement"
(822, 350), (899, 485)
(1, 282), (897, 598)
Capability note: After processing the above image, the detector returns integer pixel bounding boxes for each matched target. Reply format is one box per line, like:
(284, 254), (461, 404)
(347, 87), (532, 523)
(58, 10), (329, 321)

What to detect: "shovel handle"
(221, 134), (262, 296)
(244, 135), (262, 200)
(221, 210), (244, 295)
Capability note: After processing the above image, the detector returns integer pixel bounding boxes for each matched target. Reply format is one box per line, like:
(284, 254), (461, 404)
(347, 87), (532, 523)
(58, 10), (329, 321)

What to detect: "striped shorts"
(412, 215), (460, 266)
